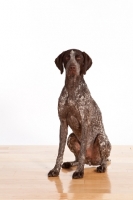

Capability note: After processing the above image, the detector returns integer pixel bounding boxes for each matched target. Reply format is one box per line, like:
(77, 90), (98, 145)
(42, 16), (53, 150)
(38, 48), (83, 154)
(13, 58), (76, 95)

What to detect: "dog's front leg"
(72, 121), (87, 179)
(48, 120), (68, 177)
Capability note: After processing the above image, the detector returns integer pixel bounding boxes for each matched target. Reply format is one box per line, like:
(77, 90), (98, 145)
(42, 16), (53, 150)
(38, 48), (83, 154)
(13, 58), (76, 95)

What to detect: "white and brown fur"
(48, 49), (111, 179)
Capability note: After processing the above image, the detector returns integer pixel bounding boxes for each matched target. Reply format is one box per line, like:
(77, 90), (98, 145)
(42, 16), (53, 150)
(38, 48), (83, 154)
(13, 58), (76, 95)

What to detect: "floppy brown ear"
(55, 51), (65, 74)
(81, 52), (92, 75)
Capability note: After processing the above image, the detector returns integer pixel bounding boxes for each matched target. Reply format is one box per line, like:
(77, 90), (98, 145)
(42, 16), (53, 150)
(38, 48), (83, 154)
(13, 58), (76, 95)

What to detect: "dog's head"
(55, 49), (92, 77)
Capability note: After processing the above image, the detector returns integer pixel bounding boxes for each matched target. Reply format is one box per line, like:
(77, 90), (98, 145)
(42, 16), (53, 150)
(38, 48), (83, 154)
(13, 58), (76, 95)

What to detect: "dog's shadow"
(48, 166), (111, 199)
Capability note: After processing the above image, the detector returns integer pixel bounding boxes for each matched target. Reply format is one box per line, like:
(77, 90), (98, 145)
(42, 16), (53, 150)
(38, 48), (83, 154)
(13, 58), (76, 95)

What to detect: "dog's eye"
(65, 55), (70, 60)
(76, 55), (81, 60)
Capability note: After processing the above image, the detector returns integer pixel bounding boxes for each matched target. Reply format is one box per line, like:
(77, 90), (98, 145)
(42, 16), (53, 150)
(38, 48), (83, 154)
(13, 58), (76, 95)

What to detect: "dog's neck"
(65, 75), (85, 98)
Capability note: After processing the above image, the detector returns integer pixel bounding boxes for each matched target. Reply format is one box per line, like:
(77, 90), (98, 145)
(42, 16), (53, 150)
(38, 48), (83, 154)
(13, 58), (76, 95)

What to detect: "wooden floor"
(0, 146), (133, 200)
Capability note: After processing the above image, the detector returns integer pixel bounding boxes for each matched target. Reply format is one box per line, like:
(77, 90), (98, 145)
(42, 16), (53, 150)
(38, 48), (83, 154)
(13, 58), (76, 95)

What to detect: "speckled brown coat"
(48, 49), (111, 179)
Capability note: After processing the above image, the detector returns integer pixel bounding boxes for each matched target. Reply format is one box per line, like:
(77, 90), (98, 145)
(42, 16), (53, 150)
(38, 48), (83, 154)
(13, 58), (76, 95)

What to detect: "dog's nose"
(70, 65), (76, 70)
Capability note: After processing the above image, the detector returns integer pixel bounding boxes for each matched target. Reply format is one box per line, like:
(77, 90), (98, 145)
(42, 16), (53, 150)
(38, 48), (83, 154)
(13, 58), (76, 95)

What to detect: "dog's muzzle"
(69, 65), (76, 75)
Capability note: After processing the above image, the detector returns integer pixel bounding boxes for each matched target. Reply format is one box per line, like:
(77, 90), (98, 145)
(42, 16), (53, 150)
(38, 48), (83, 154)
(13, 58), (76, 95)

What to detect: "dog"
(48, 49), (111, 179)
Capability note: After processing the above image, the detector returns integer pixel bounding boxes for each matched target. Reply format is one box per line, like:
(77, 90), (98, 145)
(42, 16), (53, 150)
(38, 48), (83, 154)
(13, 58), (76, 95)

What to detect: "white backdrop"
(0, 0), (133, 145)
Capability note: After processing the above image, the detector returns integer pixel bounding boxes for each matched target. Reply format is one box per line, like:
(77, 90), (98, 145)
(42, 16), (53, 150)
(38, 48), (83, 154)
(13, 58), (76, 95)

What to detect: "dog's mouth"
(70, 69), (76, 73)
(69, 70), (76, 77)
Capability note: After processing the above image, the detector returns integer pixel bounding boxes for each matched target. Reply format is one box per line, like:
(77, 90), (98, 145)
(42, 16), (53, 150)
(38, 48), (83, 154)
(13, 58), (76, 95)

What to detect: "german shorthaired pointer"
(48, 49), (111, 179)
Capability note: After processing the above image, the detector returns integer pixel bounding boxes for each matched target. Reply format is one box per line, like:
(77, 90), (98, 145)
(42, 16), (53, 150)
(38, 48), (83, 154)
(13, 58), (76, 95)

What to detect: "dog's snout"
(70, 65), (76, 70)
(69, 63), (76, 69)
(68, 64), (76, 76)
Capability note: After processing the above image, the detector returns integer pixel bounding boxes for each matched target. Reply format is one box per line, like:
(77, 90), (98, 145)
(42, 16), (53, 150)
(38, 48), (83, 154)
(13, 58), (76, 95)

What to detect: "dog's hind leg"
(62, 133), (80, 169)
(95, 134), (111, 173)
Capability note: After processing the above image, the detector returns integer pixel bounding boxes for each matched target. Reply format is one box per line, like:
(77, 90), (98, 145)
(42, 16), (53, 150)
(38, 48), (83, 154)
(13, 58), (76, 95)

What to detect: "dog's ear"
(55, 51), (65, 74)
(81, 52), (92, 75)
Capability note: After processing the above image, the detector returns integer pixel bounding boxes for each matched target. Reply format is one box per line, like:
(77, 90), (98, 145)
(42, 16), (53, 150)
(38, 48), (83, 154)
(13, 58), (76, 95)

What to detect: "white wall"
(0, 0), (133, 145)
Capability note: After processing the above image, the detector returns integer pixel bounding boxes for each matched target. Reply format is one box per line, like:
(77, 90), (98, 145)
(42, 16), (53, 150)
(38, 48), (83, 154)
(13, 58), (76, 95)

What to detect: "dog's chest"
(59, 94), (81, 118)
(66, 100), (81, 127)
(58, 87), (88, 131)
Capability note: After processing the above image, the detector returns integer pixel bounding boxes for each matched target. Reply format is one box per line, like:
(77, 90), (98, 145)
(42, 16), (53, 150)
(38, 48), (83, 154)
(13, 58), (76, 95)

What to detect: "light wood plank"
(0, 145), (133, 199)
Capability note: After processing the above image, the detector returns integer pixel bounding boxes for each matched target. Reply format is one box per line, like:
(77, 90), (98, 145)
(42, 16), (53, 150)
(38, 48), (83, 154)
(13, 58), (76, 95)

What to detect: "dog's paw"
(48, 169), (59, 177)
(97, 165), (106, 173)
(62, 162), (72, 169)
(72, 171), (84, 179)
